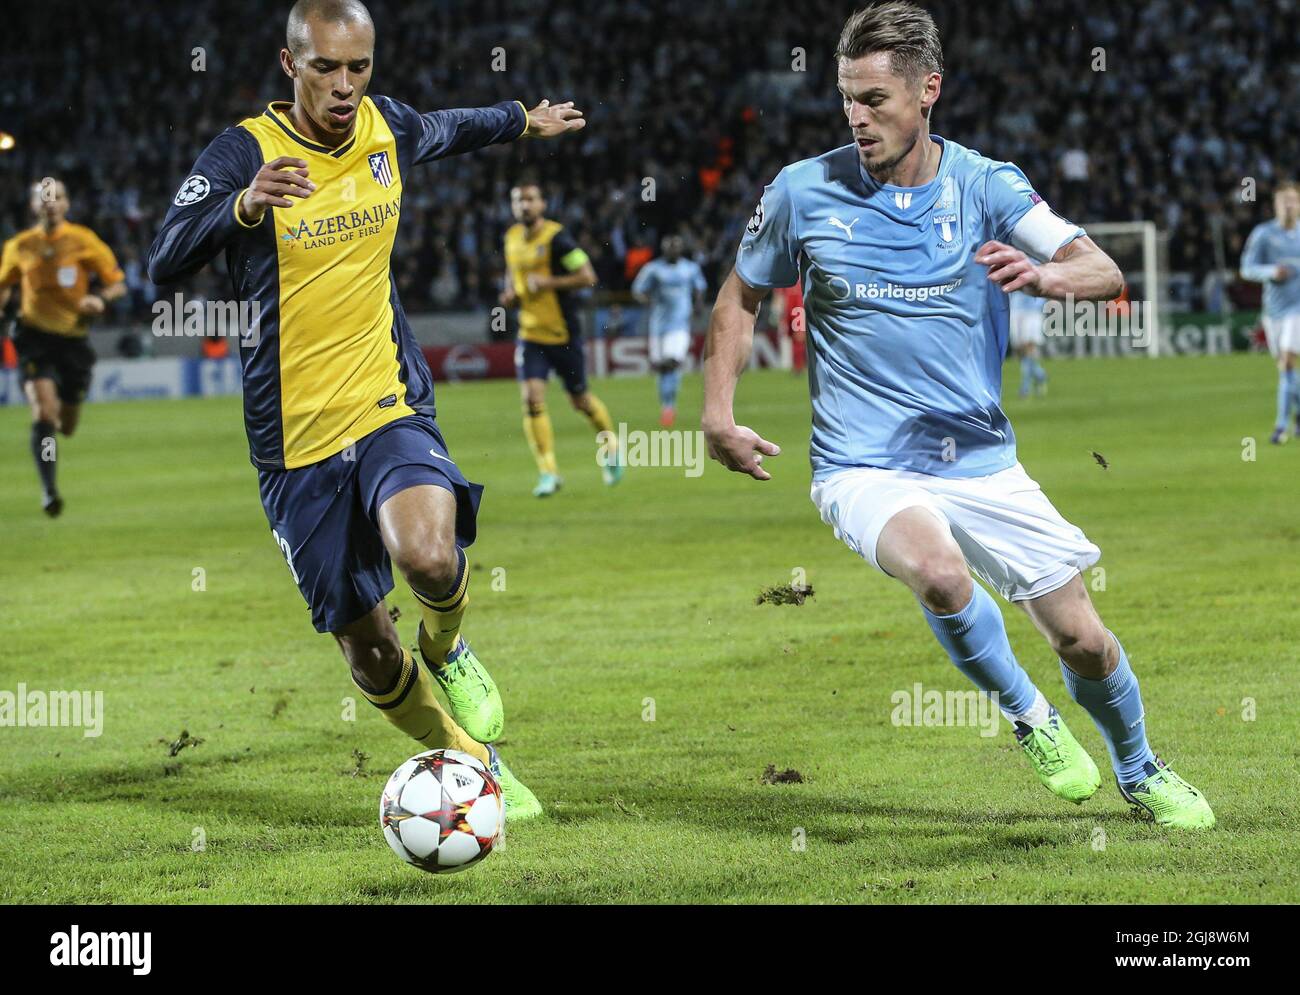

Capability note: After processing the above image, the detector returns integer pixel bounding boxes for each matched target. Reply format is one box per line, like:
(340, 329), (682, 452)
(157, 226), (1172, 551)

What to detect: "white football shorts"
(1263, 313), (1300, 356)
(649, 328), (691, 366)
(1009, 312), (1045, 348)
(810, 462), (1101, 602)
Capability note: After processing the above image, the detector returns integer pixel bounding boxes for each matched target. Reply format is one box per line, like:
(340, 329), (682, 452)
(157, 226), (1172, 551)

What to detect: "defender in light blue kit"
(702, 1), (1214, 830)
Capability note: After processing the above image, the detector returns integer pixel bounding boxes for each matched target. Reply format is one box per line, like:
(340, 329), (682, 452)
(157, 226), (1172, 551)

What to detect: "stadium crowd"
(2, 0), (1297, 328)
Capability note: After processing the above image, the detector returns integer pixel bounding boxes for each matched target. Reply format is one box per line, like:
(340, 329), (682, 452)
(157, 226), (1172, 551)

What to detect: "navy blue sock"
(1059, 632), (1155, 784)
(921, 584), (1037, 717)
(31, 419), (58, 495)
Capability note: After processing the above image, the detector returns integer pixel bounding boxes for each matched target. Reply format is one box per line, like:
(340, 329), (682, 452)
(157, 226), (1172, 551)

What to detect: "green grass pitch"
(1, 353), (1297, 904)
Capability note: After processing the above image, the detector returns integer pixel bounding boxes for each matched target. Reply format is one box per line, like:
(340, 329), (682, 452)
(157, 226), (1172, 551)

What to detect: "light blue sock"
(1288, 369), (1300, 423)
(921, 584), (1037, 717)
(1033, 358), (1048, 383)
(1018, 357), (1032, 395)
(659, 369), (681, 409)
(1059, 632), (1155, 784)
(1276, 369), (1296, 430)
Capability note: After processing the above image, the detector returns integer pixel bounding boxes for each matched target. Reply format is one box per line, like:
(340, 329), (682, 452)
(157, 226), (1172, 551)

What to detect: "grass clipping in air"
(756, 582), (815, 606)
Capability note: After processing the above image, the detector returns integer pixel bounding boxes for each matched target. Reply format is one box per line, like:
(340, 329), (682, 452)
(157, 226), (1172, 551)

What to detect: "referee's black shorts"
(13, 322), (96, 404)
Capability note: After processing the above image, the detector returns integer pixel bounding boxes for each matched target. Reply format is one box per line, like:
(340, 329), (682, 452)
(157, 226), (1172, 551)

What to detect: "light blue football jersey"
(735, 136), (1082, 479)
(633, 257), (707, 334)
(1241, 219), (1300, 318)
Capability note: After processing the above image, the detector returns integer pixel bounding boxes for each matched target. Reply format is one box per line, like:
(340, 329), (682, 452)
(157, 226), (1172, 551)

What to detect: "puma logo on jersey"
(827, 216), (859, 240)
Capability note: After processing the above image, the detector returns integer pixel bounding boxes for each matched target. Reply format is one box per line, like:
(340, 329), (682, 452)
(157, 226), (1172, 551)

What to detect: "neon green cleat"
(1119, 757), (1216, 830)
(486, 743), (543, 821)
(418, 627), (504, 743)
(533, 472), (562, 498)
(1015, 707), (1101, 804)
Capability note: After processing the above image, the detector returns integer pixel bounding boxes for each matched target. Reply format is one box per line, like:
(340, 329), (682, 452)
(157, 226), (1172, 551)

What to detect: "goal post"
(1044, 221), (1167, 358)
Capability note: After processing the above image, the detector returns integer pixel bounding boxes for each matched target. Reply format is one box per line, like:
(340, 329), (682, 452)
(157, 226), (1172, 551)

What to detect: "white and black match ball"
(380, 749), (504, 873)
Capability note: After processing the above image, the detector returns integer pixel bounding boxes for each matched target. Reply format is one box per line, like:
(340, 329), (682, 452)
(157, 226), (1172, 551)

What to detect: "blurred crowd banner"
(0, 332), (792, 404)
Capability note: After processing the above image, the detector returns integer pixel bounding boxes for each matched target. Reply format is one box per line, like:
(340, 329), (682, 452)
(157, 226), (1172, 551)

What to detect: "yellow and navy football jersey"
(504, 220), (586, 345)
(0, 222), (124, 337)
(148, 95), (526, 470)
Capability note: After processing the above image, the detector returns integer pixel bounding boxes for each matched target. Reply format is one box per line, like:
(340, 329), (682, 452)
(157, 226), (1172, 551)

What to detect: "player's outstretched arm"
(702, 269), (781, 481)
(383, 97), (582, 170)
(976, 235), (1123, 301)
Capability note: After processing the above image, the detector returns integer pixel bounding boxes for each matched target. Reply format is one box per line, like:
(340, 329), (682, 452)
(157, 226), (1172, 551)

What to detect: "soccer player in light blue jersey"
(1009, 290), (1048, 398)
(702, 1), (1214, 829)
(632, 236), (708, 426)
(1240, 180), (1300, 444)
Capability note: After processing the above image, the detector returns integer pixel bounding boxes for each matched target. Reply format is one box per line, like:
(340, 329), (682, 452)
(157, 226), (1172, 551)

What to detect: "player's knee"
(522, 399), (546, 417)
(914, 557), (973, 615)
(569, 391), (589, 411)
(394, 543), (459, 596)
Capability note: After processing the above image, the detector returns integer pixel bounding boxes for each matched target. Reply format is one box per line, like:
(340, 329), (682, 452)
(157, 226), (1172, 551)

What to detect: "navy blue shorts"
(257, 413), (483, 633)
(516, 338), (588, 395)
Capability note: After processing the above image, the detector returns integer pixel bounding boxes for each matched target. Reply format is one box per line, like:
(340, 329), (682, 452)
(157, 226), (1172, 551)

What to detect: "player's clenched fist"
(237, 157), (316, 225)
(703, 421), (781, 481)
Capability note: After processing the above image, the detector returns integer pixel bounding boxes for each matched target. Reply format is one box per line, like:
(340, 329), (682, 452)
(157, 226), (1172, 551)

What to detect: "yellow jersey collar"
(263, 100), (361, 158)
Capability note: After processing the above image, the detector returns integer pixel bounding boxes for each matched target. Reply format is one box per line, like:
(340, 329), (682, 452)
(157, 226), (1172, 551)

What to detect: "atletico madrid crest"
(368, 150), (394, 188)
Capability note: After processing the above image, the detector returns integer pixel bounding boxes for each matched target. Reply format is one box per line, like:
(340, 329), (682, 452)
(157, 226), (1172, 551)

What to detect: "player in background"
(502, 182), (623, 496)
(1008, 289), (1048, 397)
(0, 179), (125, 517)
(147, 0), (586, 818)
(631, 235), (706, 427)
(1239, 180), (1300, 444)
(703, 1), (1214, 829)
(774, 279), (808, 374)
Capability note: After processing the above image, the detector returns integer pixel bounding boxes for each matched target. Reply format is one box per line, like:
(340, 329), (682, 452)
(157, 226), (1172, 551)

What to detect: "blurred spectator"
(2, 0), (1296, 324)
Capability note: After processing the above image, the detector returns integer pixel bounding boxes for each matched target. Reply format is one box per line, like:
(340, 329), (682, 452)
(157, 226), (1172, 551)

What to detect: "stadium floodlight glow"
(0, 132), (16, 152)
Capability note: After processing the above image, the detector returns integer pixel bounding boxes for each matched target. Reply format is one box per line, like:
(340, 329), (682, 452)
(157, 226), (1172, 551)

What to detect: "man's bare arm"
(976, 235), (1124, 301)
(701, 268), (781, 480)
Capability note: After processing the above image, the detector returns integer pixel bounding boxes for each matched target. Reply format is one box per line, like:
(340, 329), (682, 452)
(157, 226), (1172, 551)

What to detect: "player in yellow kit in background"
(0, 178), (126, 517)
(501, 182), (623, 497)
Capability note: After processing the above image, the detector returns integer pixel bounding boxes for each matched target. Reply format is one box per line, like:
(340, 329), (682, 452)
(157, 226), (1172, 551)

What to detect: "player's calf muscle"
(334, 608), (403, 687)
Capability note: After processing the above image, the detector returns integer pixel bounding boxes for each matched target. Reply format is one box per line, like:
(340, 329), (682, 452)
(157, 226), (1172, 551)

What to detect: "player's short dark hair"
(286, 0), (373, 57)
(835, 1), (944, 82)
(511, 177), (543, 195)
(1277, 179), (1300, 196)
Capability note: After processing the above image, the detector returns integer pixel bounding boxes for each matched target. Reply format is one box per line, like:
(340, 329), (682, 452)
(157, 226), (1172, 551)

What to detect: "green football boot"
(1015, 707), (1101, 804)
(1119, 757), (1216, 830)
(418, 626), (504, 743)
(486, 743), (543, 821)
(533, 472), (562, 498)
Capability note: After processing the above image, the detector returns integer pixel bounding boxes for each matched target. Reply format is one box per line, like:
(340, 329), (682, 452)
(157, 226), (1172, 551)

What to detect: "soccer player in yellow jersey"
(147, 0), (585, 819)
(502, 182), (623, 497)
(1, 179), (125, 516)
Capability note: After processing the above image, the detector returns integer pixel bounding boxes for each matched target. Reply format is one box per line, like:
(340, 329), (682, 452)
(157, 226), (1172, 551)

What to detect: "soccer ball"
(380, 749), (503, 873)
